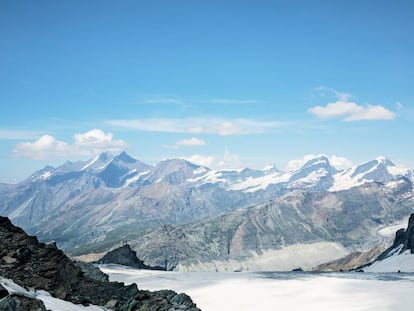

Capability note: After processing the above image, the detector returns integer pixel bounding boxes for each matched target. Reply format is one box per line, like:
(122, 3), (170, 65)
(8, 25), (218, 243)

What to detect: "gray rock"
(96, 244), (165, 270)
(0, 283), (9, 299)
(313, 246), (384, 272)
(123, 182), (414, 270)
(0, 216), (200, 311)
(0, 294), (47, 311)
(74, 260), (109, 282)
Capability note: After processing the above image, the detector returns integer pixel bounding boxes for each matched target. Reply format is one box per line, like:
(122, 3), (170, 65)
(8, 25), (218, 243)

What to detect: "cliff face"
(0, 216), (199, 311)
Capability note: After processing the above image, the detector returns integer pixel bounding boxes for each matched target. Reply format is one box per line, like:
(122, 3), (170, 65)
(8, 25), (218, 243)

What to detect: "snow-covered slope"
(190, 155), (335, 193)
(330, 157), (412, 191)
(190, 155), (412, 193)
(364, 248), (414, 272)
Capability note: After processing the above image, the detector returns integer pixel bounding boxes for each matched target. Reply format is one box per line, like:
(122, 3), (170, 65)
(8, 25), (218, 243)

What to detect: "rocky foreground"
(0, 216), (200, 310)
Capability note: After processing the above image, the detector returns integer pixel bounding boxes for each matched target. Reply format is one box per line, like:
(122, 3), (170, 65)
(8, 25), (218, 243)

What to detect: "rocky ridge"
(0, 216), (199, 310)
(312, 246), (384, 272)
(95, 244), (165, 270)
(114, 179), (413, 271)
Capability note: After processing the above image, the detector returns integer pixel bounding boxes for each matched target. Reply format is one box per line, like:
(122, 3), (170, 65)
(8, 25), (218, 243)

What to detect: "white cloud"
(217, 150), (242, 170)
(309, 101), (396, 121)
(13, 135), (69, 160)
(184, 150), (243, 170)
(165, 137), (206, 149)
(286, 154), (353, 171)
(286, 155), (320, 171)
(107, 118), (283, 136)
(185, 154), (215, 168)
(73, 129), (127, 153)
(184, 149), (243, 170)
(13, 129), (128, 160)
(396, 102), (403, 110)
(329, 155), (354, 170)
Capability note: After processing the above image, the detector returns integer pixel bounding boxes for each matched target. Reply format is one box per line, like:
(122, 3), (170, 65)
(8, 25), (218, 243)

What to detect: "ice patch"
(123, 170), (150, 187)
(40, 171), (52, 180)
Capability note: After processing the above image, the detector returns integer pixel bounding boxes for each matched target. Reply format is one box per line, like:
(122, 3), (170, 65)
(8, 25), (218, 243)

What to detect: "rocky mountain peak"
(113, 151), (136, 164)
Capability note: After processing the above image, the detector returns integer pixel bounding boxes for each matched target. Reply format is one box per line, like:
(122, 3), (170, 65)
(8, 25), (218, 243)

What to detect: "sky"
(1, 0), (413, 182)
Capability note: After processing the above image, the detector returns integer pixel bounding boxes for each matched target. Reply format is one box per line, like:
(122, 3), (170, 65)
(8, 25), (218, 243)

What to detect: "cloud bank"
(13, 129), (127, 160)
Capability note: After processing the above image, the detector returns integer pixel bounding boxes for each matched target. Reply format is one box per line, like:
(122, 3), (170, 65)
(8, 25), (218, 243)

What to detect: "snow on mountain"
(191, 155), (335, 193)
(364, 247), (414, 272)
(96, 151), (151, 188)
(1, 151), (413, 255)
(330, 157), (412, 191)
(20, 153), (412, 194)
(144, 158), (209, 185)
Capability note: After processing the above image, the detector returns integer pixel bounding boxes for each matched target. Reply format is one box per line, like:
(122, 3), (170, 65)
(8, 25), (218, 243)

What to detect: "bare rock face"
(96, 244), (166, 270)
(377, 213), (414, 261)
(0, 216), (200, 311)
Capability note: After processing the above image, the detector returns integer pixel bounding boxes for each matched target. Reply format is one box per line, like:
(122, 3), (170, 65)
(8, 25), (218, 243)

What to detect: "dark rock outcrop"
(0, 283), (8, 299)
(96, 244), (166, 270)
(0, 294), (47, 311)
(0, 216), (199, 310)
(74, 260), (109, 282)
(377, 213), (414, 261)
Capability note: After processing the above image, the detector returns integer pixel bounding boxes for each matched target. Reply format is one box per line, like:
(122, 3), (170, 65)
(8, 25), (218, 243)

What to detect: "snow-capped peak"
(330, 156), (411, 191)
(262, 164), (279, 173)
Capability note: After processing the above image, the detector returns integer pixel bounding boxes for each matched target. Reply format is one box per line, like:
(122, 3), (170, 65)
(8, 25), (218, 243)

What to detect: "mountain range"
(0, 152), (413, 270)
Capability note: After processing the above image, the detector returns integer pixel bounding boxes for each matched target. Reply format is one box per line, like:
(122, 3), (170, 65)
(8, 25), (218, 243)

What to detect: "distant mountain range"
(0, 152), (413, 271)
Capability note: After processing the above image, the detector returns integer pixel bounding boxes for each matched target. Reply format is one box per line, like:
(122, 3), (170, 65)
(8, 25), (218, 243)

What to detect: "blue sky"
(1, 0), (413, 182)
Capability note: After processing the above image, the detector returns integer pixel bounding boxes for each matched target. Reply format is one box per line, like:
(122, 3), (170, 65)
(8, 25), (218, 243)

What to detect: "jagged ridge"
(0, 216), (199, 310)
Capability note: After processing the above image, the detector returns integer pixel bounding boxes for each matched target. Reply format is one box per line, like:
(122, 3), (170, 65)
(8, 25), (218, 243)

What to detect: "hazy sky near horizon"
(1, 0), (413, 182)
